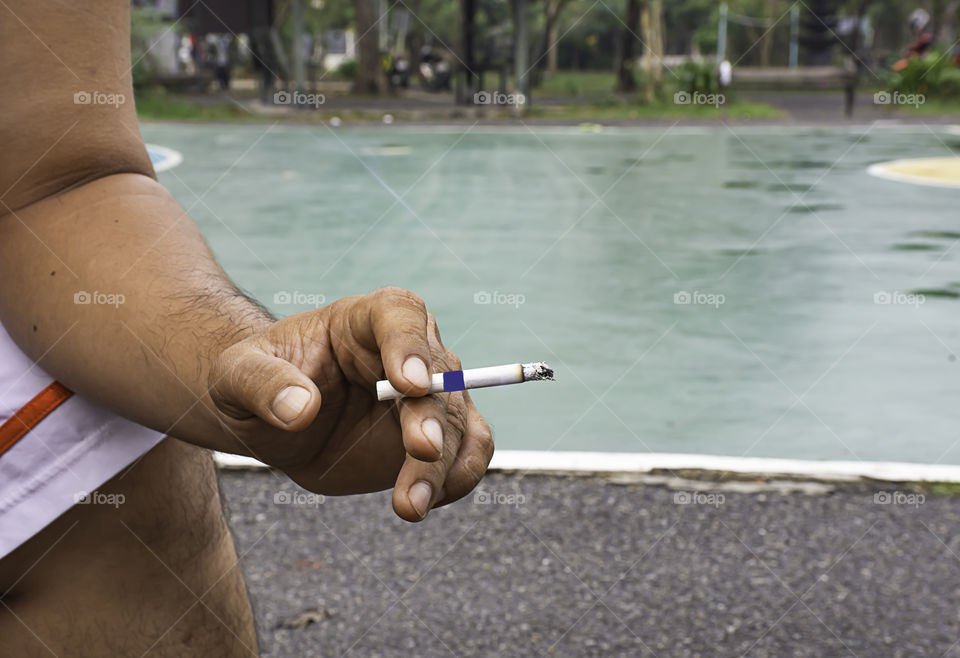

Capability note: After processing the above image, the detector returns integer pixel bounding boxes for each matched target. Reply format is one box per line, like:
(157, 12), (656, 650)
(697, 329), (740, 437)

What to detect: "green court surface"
(143, 123), (960, 463)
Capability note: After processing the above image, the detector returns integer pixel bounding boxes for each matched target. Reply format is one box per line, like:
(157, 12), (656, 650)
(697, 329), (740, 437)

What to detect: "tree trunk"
(759, 0), (777, 67)
(531, 0), (568, 85)
(407, 0), (423, 64)
(640, 0), (653, 101)
(649, 0), (662, 86)
(512, 0), (530, 99)
(616, 0), (640, 93)
(353, 0), (384, 94)
(541, 0), (568, 75)
(547, 5), (560, 73)
(463, 0), (478, 99)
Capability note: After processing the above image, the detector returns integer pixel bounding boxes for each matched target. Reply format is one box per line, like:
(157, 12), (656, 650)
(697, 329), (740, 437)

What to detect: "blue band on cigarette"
(443, 370), (466, 392)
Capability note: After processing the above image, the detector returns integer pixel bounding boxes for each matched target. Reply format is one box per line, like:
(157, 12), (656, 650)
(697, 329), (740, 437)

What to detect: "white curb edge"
(213, 450), (960, 484)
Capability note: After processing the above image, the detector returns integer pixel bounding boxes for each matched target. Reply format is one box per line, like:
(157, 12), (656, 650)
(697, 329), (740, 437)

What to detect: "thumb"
(209, 342), (322, 432)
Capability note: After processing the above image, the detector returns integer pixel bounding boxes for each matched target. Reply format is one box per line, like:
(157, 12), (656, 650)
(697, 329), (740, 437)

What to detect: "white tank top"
(0, 321), (163, 559)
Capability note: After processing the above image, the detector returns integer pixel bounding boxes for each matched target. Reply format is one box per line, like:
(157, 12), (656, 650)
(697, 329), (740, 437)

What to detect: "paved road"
(219, 470), (960, 657)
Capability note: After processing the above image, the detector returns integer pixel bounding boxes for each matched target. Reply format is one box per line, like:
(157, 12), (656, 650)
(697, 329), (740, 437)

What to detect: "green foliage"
(675, 60), (721, 95)
(336, 58), (357, 79)
(523, 97), (782, 120)
(887, 51), (960, 99)
(535, 71), (619, 97)
(938, 68), (960, 98)
(135, 91), (252, 121)
(130, 6), (169, 88)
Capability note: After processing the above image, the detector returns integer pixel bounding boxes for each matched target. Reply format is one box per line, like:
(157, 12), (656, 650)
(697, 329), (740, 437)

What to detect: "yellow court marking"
(868, 157), (960, 188)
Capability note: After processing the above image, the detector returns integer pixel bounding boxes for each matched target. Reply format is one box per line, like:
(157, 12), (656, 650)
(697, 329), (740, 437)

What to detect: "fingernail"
(408, 481), (433, 519)
(402, 356), (430, 389)
(272, 386), (311, 423)
(421, 418), (443, 454)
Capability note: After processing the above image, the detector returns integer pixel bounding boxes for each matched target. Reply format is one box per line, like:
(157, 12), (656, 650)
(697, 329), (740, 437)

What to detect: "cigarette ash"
(521, 362), (555, 382)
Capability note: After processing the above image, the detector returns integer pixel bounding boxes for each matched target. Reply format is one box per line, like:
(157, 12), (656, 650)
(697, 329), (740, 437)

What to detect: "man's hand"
(209, 287), (494, 521)
(0, 174), (492, 523)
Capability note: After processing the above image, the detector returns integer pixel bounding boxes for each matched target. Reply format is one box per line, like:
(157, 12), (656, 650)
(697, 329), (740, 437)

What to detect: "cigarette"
(376, 362), (554, 401)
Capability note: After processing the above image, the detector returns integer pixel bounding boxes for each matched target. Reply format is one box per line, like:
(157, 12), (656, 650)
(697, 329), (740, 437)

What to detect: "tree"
(799, 0), (839, 65)
(538, 0), (572, 76)
(642, 0), (663, 100)
(354, 0), (384, 93)
(616, 0), (640, 93)
(759, 0), (780, 67)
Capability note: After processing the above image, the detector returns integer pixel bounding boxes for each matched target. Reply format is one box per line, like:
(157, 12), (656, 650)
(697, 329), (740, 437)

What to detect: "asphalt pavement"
(218, 469), (960, 657)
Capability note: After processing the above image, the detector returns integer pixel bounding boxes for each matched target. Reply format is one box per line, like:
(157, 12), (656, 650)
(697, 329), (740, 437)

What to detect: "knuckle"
(378, 286), (426, 314)
(229, 356), (272, 402)
(444, 350), (462, 371)
(393, 324), (431, 351)
(427, 313), (443, 342)
(409, 458), (447, 486)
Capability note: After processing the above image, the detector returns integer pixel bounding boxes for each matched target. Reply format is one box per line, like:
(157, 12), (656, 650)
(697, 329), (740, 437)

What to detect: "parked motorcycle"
(418, 46), (450, 91)
(383, 51), (410, 89)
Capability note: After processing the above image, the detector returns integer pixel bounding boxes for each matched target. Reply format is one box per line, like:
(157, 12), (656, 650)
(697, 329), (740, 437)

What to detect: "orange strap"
(0, 381), (73, 459)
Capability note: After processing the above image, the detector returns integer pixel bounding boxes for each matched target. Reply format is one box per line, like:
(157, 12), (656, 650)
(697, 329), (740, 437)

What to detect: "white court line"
(213, 450), (960, 483)
(867, 159), (960, 189)
(145, 144), (183, 172)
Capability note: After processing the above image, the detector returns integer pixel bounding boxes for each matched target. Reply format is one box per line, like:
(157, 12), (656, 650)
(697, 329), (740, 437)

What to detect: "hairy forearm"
(0, 173), (274, 454)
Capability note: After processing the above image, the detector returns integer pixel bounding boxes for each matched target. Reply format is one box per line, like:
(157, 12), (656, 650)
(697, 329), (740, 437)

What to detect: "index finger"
(349, 286), (433, 396)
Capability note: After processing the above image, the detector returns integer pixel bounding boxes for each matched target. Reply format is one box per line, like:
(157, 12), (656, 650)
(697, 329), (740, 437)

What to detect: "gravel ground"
(218, 470), (960, 657)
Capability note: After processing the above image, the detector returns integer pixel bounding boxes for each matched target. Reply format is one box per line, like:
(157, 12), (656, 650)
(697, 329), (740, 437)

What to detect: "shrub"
(336, 59), (357, 80)
(675, 60), (721, 96)
(886, 51), (960, 99)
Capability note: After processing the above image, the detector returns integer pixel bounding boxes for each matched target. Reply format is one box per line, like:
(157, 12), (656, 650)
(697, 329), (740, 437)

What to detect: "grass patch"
(912, 481), (960, 496)
(135, 92), (254, 121)
(524, 99), (783, 120)
(134, 87), (782, 124)
(535, 70), (620, 98)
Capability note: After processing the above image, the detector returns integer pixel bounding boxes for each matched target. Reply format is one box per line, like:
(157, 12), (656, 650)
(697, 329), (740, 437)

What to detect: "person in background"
(894, 9), (935, 70)
(213, 33), (232, 91)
